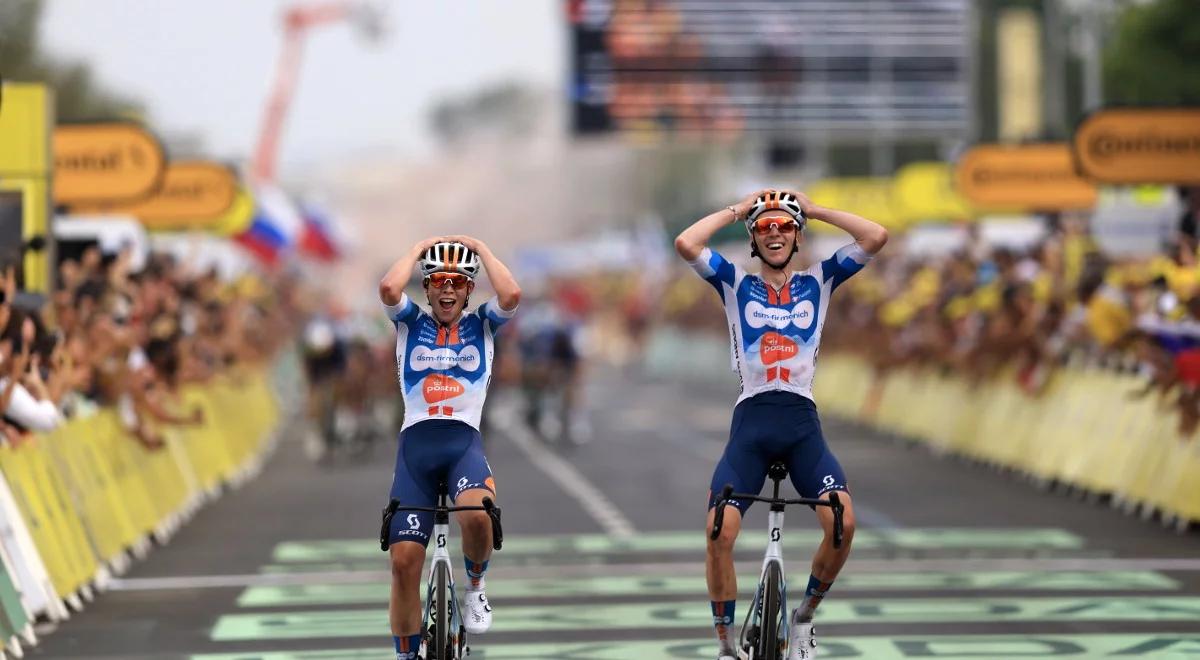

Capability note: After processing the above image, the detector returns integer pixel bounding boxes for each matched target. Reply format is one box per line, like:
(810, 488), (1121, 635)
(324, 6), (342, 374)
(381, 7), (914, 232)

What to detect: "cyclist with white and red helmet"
(675, 190), (887, 660)
(378, 236), (520, 660)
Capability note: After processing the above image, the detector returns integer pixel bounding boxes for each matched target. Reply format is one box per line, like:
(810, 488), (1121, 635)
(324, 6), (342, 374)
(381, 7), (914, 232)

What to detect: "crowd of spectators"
(0, 247), (299, 448)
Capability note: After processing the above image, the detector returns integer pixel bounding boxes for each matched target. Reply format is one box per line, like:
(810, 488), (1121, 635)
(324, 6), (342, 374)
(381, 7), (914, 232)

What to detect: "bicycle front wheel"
(430, 562), (451, 659)
(757, 562), (784, 660)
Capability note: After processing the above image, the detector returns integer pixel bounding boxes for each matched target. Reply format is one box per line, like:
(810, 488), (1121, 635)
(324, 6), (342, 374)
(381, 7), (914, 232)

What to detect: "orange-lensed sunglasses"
(426, 272), (472, 289)
(750, 217), (799, 235)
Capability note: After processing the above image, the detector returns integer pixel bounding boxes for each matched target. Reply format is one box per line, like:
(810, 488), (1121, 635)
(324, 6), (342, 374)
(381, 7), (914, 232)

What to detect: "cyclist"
(378, 237), (520, 660)
(674, 189), (887, 660)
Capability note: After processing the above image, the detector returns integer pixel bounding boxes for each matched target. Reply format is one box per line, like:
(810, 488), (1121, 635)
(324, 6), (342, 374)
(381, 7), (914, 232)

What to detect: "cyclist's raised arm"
(674, 189), (772, 261)
(788, 191), (889, 255)
(443, 235), (521, 312)
(379, 237), (442, 306)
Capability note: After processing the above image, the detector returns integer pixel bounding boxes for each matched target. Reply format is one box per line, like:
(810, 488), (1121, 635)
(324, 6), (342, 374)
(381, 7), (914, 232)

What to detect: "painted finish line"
(191, 634), (1200, 659)
(271, 528), (1084, 562)
(211, 597), (1200, 640)
(236, 571), (1179, 607)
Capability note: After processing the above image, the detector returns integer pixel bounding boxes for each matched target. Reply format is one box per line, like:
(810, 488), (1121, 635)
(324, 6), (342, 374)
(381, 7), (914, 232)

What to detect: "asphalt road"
(30, 367), (1200, 659)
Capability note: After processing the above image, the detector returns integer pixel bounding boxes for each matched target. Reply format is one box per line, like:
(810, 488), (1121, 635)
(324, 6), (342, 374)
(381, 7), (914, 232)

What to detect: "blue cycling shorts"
(386, 419), (495, 548)
(708, 391), (848, 513)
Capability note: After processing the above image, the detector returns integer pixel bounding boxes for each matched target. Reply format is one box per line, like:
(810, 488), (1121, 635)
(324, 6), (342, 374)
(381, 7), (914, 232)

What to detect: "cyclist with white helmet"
(378, 236), (520, 660)
(675, 190), (887, 660)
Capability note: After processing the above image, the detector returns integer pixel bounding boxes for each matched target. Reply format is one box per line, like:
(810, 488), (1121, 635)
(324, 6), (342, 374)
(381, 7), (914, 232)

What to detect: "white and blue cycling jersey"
(384, 294), (515, 431)
(687, 243), (872, 405)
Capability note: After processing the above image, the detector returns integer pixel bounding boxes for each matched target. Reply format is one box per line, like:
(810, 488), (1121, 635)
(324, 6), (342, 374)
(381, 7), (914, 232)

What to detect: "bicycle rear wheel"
(429, 562), (451, 659)
(757, 562), (784, 660)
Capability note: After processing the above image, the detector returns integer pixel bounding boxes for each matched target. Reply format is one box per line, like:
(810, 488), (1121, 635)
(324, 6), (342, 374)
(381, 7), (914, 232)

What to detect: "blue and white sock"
(795, 574), (832, 623)
(394, 633), (421, 659)
(465, 556), (489, 590)
(711, 599), (736, 654)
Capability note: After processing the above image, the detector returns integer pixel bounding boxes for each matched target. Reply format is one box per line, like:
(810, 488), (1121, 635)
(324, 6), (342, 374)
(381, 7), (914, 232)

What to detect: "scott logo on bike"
(771, 527), (781, 542)
(437, 534), (447, 548)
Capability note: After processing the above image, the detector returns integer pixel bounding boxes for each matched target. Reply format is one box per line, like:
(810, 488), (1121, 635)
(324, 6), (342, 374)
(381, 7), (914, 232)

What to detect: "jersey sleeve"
(383, 293), (421, 327)
(817, 242), (873, 292)
(687, 248), (739, 301)
(476, 296), (517, 335)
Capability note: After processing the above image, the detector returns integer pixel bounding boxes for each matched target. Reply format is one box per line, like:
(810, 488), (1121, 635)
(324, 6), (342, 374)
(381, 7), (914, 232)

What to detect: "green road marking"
(272, 528), (1084, 562)
(259, 546), (1112, 574)
(192, 634), (1200, 659)
(236, 571), (1179, 607)
(211, 596), (1200, 640)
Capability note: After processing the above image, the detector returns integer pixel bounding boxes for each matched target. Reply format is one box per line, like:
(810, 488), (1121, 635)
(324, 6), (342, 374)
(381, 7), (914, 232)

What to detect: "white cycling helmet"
(745, 191), (806, 232)
(419, 241), (481, 279)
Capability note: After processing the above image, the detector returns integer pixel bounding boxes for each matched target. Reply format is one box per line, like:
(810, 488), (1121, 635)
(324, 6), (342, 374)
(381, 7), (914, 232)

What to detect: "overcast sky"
(40, 1), (563, 171)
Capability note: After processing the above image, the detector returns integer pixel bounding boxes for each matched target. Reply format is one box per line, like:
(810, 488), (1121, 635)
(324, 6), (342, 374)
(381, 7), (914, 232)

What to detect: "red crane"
(251, 1), (384, 184)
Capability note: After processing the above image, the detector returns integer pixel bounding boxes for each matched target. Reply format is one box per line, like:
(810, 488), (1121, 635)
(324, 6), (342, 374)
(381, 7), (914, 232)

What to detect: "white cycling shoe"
(788, 618), (818, 660)
(461, 588), (493, 634)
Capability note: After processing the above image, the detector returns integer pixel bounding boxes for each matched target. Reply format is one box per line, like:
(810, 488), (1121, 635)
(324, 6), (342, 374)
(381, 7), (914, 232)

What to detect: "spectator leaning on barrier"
(0, 244), (302, 449)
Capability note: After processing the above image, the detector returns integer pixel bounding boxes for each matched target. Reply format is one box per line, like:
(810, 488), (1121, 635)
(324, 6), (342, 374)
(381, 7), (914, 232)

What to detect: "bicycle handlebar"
(709, 485), (844, 549)
(381, 497), (504, 551)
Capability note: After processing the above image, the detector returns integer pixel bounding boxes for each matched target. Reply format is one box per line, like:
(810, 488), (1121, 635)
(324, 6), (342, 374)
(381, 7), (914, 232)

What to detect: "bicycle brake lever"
(829, 492), (844, 550)
(483, 497), (504, 551)
(710, 485), (734, 541)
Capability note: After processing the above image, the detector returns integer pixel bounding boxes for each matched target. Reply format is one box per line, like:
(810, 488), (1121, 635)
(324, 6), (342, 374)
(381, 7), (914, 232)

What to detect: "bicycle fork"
(423, 506), (462, 657)
(743, 503), (789, 654)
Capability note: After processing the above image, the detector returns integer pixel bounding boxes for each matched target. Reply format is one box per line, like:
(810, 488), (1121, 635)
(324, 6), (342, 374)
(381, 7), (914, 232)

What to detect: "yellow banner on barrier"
(0, 368), (280, 608)
(816, 354), (1200, 525)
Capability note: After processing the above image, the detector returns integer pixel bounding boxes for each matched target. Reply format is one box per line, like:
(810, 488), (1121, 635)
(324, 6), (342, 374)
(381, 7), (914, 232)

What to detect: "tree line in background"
(0, 0), (141, 121)
(1103, 0), (1200, 107)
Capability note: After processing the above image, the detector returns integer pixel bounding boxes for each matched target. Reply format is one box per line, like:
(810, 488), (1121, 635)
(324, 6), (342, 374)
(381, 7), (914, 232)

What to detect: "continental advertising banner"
(53, 122), (165, 206)
(956, 144), (1098, 211)
(77, 161), (238, 230)
(1073, 108), (1200, 185)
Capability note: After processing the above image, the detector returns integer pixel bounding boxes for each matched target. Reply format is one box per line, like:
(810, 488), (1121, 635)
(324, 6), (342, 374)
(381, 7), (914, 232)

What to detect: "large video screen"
(568, 0), (971, 137)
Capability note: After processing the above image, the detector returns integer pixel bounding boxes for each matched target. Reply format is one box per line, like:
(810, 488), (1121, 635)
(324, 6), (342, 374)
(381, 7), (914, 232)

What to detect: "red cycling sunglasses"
(750, 217), (799, 235)
(426, 272), (471, 289)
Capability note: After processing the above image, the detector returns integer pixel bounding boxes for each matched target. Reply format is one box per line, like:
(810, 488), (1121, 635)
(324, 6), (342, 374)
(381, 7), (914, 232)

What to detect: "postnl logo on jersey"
(759, 332), (798, 365)
(745, 300), (816, 331)
(423, 374), (465, 403)
(410, 345), (481, 372)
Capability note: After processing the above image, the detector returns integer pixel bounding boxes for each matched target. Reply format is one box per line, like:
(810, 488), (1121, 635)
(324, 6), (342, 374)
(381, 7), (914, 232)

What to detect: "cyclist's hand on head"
(443, 235), (484, 252)
(733, 189), (775, 221)
(413, 236), (444, 254)
(790, 190), (818, 217)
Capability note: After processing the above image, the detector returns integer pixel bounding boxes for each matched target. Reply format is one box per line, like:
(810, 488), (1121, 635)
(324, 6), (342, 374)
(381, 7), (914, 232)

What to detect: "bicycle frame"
(422, 493), (462, 657)
(380, 491), (503, 660)
(711, 463), (844, 659)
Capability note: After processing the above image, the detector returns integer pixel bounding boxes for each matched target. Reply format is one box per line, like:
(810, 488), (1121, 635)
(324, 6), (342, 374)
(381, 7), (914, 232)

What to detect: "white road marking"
(493, 407), (637, 539)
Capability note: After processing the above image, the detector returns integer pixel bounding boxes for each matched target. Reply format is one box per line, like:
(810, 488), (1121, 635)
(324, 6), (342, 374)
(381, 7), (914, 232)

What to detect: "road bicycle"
(710, 462), (844, 660)
(381, 486), (503, 659)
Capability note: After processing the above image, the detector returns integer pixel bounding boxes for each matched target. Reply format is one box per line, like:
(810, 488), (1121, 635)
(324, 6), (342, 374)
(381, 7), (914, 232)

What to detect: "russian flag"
(235, 185), (304, 265)
(297, 203), (341, 262)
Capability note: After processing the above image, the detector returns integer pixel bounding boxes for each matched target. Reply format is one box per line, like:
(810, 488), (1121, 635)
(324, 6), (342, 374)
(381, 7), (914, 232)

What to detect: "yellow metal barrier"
(0, 368), (280, 607)
(817, 355), (1200, 525)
